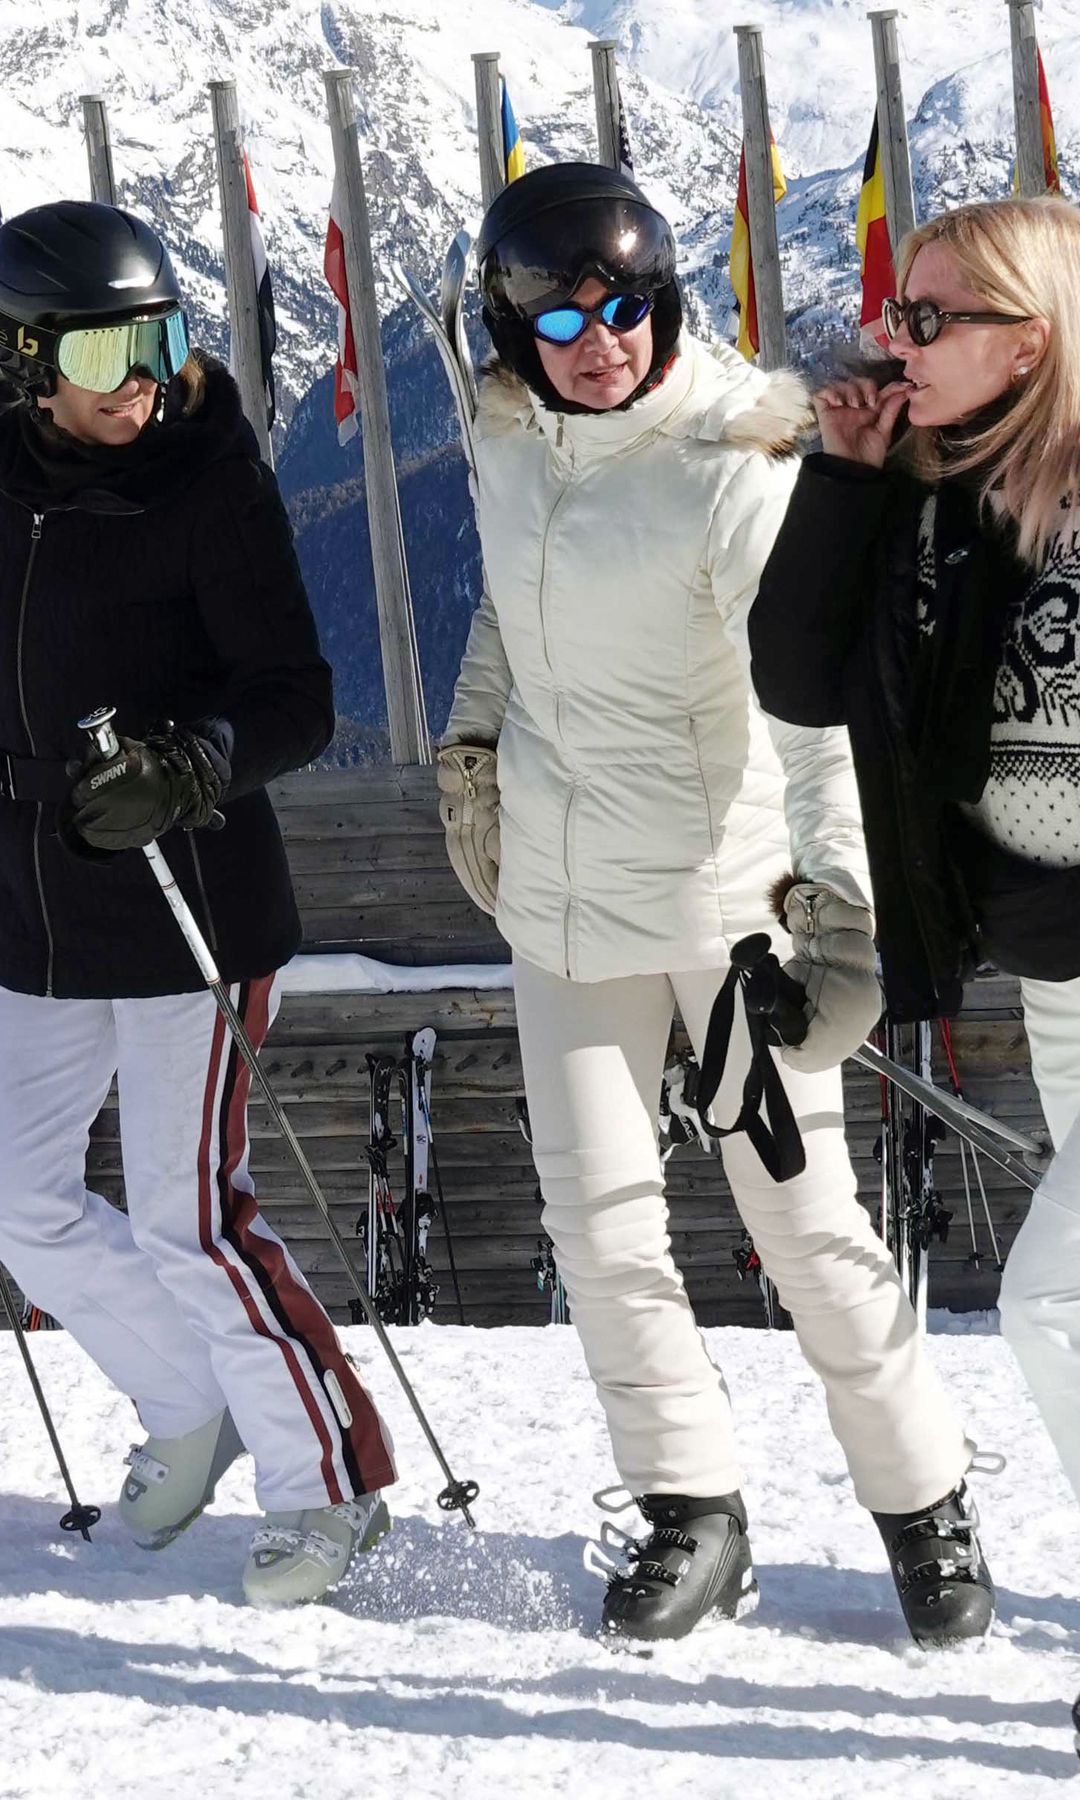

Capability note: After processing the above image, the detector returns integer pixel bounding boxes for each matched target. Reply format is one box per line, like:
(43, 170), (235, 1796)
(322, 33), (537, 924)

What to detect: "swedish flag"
(501, 79), (526, 185)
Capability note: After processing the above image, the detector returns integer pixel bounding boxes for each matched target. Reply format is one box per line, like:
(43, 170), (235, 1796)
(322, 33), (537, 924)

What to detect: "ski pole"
(734, 933), (1051, 1191)
(77, 708), (479, 1528)
(0, 1266), (101, 1540)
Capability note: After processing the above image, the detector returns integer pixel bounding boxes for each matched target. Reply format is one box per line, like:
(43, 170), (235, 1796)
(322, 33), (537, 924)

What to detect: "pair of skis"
(873, 1018), (1008, 1321)
(357, 1031), (465, 1328)
(659, 1050), (789, 1329)
(394, 232), (479, 485)
(515, 1097), (570, 1324)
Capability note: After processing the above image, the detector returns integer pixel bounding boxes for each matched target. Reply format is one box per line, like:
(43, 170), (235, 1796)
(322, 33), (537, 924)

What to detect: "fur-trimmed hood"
(475, 330), (812, 462)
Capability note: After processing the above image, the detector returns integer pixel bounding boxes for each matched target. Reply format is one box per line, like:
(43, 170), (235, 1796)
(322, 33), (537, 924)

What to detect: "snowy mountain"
(2, 0), (1079, 737)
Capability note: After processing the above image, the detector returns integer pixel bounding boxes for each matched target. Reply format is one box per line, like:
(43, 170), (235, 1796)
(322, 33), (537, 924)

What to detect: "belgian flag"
(1013, 45), (1061, 193)
(729, 132), (786, 361)
(856, 113), (895, 349)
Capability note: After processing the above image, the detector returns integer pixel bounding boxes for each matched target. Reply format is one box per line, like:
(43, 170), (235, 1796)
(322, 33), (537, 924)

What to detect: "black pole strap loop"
(692, 958), (807, 1184)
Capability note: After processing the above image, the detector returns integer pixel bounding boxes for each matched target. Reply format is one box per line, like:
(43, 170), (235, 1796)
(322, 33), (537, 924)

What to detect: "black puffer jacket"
(748, 453), (1027, 1022)
(0, 359), (334, 999)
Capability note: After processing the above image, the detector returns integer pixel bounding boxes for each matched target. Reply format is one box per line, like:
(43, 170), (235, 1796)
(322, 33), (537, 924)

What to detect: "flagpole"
(867, 11), (916, 253)
(472, 54), (505, 210)
(1006, 1), (1045, 197)
(733, 24), (787, 372)
(208, 81), (274, 465)
(589, 40), (622, 170)
(80, 96), (117, 206)
(324, 67), (430, 768)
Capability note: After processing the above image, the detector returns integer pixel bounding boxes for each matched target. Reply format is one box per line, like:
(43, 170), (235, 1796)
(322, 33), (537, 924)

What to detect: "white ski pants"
(998, 972), (1080, 1504)
(0, 979), (396, 1512)
(514, 955), (974, 1513)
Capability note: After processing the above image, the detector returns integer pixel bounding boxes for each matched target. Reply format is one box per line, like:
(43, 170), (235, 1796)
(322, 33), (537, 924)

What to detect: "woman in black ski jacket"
(0, 201), (395, 1605)
(748, 195), (1080, 1527)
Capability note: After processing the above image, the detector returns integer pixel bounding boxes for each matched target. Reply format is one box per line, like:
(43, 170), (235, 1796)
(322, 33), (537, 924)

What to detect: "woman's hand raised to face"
(812, 377), (913, 469)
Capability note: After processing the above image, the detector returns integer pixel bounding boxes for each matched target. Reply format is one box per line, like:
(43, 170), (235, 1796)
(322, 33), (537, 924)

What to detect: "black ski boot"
(873, 1482), (994, 1647)
(601, 1492), (757, 1642)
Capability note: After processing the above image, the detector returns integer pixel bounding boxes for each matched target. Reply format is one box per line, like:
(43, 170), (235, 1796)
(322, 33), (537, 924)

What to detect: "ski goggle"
(483, 201), (676, 317)
(533, 292), (654, 345)
(55, 310), (190, 392)
(882, 296), (1032, 348)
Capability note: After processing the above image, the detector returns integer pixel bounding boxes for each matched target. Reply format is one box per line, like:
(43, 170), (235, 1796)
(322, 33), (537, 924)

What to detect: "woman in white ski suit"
(439, 164), (987, 1644)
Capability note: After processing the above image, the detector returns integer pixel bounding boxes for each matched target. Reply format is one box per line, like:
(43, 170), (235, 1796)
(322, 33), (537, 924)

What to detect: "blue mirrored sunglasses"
(532, 292), (654, 346)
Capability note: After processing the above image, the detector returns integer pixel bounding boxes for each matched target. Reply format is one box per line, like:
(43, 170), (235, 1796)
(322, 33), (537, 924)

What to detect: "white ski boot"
(120, 1408), (246, 1550)
(242, 1492), (391, 1607)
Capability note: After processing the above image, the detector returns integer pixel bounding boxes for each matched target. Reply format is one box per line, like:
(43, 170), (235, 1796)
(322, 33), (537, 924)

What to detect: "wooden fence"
(74, 766), (1046, 1328)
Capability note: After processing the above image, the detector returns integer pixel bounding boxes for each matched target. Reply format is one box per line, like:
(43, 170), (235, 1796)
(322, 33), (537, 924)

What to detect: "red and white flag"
(240, 151), (276, 429)
(324, 181), (360, 445)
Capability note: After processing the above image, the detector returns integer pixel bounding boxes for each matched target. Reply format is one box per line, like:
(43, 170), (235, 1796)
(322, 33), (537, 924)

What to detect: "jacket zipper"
(537, 438), (572, 741)
(16, 513), (56, 995)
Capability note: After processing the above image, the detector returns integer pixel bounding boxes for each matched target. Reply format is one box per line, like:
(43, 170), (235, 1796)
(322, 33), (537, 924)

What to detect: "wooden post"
(1007, 0), (1045, 196)
(208, 81), (274, 467)
(733, 24), (787, 371)
(590, 40), (621, 169)
(868, 11), (916, 253)
(472, 53), (505, 211)
(324, 68), (430, 766)
(80, 96), (117, 206)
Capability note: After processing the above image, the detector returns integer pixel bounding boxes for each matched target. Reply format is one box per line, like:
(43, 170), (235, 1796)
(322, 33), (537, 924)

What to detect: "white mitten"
(436, 743), (500, 917)
(780, 882), (882, 1073)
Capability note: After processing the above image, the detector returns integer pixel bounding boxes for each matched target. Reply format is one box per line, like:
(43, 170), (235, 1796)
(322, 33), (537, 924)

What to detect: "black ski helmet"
(476, 162), (682, 414)
(0, 201), (183, 395)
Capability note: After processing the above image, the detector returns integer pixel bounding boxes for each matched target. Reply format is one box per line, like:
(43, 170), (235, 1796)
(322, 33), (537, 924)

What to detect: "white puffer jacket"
(445, 332), (871, 982)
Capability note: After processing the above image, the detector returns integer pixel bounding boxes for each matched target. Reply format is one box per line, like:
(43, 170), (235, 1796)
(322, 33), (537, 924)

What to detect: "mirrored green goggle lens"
(56, 311), (190, 392)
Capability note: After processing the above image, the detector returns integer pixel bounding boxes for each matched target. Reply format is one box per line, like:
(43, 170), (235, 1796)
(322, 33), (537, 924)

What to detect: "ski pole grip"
(731, 932), (810, 1047)
(78, 705), (121, 762)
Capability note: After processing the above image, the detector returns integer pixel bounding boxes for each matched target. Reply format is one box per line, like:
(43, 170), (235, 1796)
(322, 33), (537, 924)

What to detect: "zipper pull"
(462, 754), (478, 802)
(803, 891), (817, 939)
(556, 415), (564, 449)
(30, 512), (43, 540)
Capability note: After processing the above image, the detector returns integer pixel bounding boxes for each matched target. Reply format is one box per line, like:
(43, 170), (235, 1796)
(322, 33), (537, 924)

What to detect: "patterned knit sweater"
(917, 491), (1080, 868)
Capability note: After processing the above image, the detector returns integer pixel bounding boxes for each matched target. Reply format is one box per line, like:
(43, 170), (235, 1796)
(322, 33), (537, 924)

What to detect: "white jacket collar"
(476, 333), (810, 465)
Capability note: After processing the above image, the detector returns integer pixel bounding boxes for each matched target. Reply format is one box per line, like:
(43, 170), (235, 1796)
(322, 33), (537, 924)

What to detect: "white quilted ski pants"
(998, 972), (1080, 1504)
(514, 955), (974, 1512)
(0, 978), (396, 1512)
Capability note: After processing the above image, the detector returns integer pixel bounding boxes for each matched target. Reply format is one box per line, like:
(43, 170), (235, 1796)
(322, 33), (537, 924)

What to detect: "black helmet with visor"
(0, 201), (189, 399)
(477, 162), (682, 414)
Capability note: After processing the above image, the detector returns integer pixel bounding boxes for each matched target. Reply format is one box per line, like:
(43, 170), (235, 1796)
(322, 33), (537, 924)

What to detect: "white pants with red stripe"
(0, 978), (396, 1513)
(515, 955), (974, 1513)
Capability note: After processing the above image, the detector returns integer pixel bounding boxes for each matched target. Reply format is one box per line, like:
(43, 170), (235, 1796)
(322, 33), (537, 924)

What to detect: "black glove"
(61, 722), (230, 855)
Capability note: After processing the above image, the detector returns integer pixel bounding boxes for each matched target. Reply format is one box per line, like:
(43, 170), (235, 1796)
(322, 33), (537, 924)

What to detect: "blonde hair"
(892, 196), (1080, 567)
(176, 352), (206, 415)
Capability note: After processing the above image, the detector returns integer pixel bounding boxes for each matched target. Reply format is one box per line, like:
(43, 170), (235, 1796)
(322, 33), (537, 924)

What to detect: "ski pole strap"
(692, 951), (807, 1184)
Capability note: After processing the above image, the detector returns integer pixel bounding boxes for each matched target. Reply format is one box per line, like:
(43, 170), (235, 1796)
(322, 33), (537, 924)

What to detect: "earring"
(1012, 366), (1030, 382)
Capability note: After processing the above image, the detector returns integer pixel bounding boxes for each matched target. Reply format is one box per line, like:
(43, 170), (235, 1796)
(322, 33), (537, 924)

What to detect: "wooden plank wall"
(73, 767), (1046, 1328)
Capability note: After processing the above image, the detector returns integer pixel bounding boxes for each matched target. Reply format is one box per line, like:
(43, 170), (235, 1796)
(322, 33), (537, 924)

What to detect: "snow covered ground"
(0, 1321), (1076, 1798)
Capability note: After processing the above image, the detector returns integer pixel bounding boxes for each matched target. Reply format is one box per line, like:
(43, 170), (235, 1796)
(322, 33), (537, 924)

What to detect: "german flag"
(729, 133), (786, 361)
(500, 78), (526, 186)
(1012, 45), (1061, 194)
(856, 113), (896, 349)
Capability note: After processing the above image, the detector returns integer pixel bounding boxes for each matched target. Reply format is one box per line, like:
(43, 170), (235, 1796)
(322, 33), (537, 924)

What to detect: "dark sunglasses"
(532, 291), (654, 346)
(882, 295), (1032, 348)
